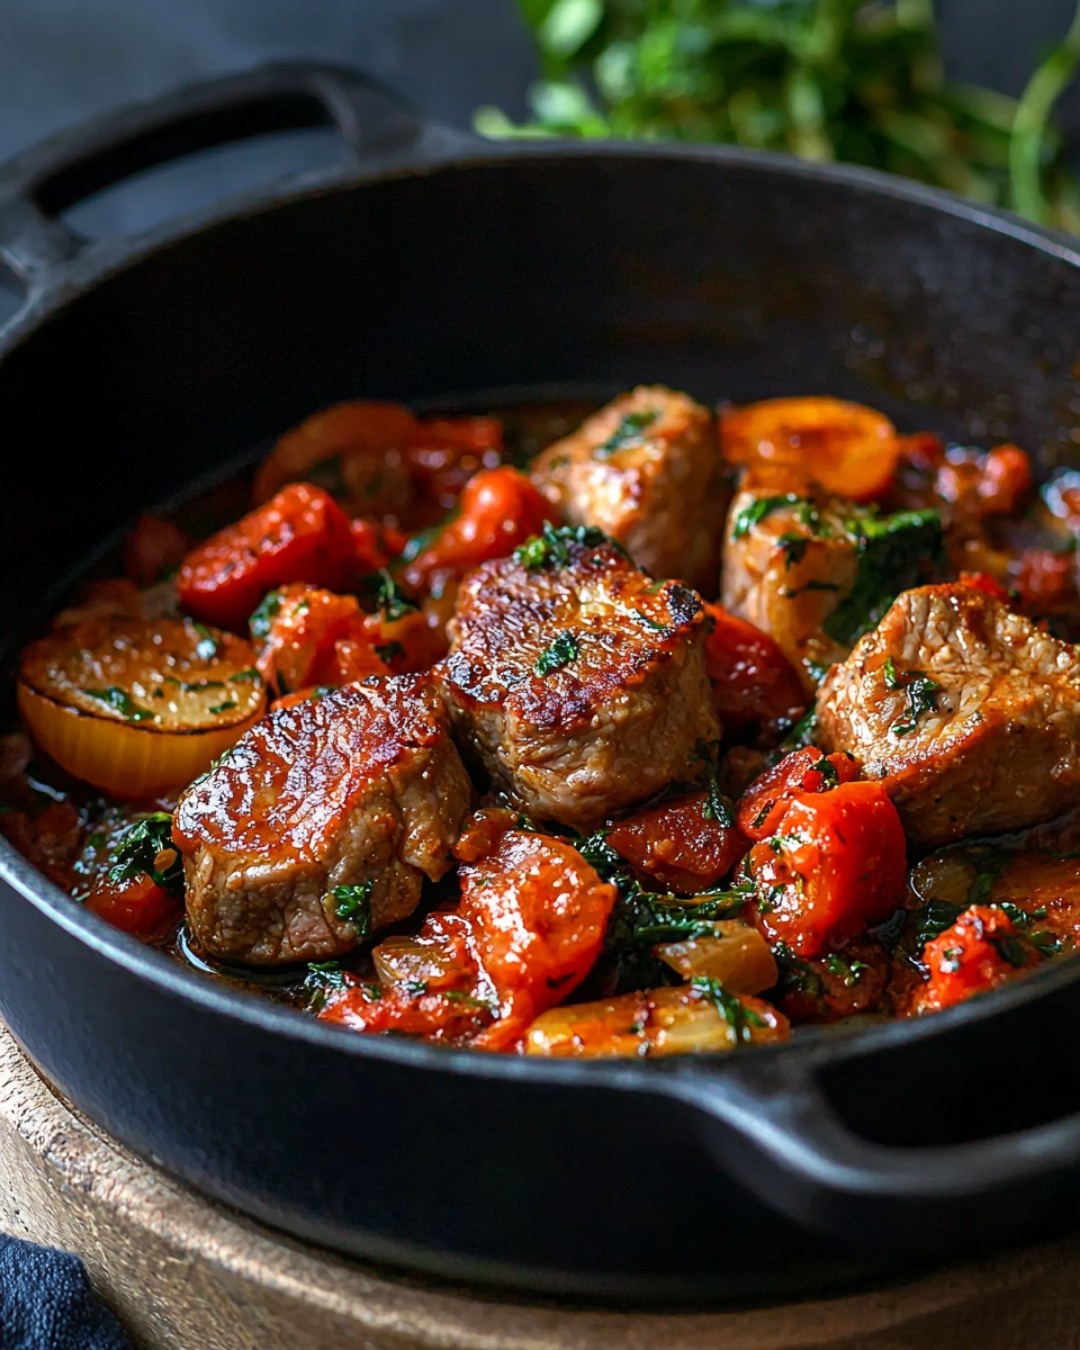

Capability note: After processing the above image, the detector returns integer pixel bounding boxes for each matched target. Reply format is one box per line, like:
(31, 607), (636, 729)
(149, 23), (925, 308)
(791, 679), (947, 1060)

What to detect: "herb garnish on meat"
(333, 882), (374, 937)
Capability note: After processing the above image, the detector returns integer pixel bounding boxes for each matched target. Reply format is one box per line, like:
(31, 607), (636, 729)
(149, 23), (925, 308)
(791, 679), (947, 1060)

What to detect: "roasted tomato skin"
(909, 905), (1040, 1016)
(737, 747), (860, 842)
(319, 829), (617, 1050)
(253, 583), (389, 696)
(605, 790), (748, 894)
(177, 483), (358, 630)
(747, 780), (907, 957)
(402, 467), (557, 590)
(84, 872), (180, 940)
(721, 396), (899, 502)
(702, 603), (806, 745)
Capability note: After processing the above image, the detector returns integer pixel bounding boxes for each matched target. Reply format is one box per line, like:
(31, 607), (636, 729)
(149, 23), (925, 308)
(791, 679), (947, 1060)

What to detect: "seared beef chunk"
(816, 583), (1080, 848)
(531, 386), (722, 590)
(441, 530), (719, 828)
(173, 675), (472, 964)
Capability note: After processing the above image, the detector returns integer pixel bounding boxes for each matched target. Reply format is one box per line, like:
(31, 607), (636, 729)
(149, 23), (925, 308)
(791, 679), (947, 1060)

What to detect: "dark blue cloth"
(0, 1236), (131, 1350)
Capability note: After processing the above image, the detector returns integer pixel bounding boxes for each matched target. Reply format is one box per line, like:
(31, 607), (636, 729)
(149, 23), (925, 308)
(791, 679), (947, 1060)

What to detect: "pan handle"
(662, 1043), (1080, 1248)
(0, 62), (459, 292)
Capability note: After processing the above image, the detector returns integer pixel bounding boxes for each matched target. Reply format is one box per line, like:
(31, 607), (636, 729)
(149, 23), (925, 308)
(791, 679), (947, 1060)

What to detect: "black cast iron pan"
(2, 63), (1080, 1306)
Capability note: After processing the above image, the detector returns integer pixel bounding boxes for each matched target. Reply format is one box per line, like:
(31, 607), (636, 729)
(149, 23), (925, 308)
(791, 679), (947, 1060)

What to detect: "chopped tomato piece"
(460, 830), (618, 1038)
(959, 570), (1012, 603)
(605, 790), (748, 894)
(910, 905), (1040, 1016)
(320, 914), (493, 1044)
(702, 603), (806, 744)
(402, 467), (557, 591)
(403, 416), (504, 512)
(178, 484), (357, 630)
(320, 830), (617, 1050)
(123, 514), (191, 587)
(737, 747), (860, 842)
(252, 583), (388, 696)
(350, 518), (407, 573)
(747, 781), (907, 957)
(721, 396), (899, 501)
(254, 401), (420, 503)
(84, 872), (180, 940)
(357, 600), (450, 673)
(976, 444), (1033, 516)
(1011, 548), (1075, 612)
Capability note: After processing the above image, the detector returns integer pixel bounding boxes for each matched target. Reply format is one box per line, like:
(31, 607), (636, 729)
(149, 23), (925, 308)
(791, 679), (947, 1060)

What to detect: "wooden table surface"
(2, 1020), (1078, 1350)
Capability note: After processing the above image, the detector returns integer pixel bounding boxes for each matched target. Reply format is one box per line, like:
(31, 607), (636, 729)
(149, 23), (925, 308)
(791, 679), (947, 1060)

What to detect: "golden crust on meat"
(530, 386), (723, 590)
(174, 674), (472, 964)
(442, 536), (719, 828)
(816, 583), (1080, 849)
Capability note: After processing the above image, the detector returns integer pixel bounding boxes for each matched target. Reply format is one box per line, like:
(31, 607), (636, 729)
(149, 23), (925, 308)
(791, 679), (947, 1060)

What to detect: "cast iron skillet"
(2, 63), (1080, 1306)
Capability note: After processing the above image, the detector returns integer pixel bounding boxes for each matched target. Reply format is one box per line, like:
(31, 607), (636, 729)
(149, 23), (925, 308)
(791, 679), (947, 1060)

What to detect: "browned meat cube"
(816, 583), (1080, 849)
(173, 675), (472, 965)
(441, 529), (719, 829)
(530, 386), (722, 590)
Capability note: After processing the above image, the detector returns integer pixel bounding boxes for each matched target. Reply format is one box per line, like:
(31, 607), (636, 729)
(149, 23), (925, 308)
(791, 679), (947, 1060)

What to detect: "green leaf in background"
(480, 0), (1080, 232)
(540, 0), (604, 57)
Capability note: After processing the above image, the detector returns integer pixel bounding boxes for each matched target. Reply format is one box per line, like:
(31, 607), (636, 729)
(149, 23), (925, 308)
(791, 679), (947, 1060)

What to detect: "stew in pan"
(3, 389), (1079, 1056)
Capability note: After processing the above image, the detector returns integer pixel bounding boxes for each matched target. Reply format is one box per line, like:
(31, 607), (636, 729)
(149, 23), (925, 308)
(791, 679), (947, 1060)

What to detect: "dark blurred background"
(0, 0), (1078, 239)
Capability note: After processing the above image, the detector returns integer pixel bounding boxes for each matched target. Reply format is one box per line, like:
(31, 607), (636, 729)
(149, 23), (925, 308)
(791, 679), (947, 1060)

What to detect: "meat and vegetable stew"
(3, 390), (1079, 1057)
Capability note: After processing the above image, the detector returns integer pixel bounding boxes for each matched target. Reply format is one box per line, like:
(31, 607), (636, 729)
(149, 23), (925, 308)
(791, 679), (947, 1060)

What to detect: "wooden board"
(0, 1019), (1077, 1350)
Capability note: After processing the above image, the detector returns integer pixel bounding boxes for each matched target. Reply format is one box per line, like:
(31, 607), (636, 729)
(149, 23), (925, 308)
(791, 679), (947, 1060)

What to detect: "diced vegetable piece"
(604, 790), (747, 894)
(737, 747), (860, 841)
(909, 904), (1040, 1016)
(254, 401), (420, 503)
(747, 781), (907, 956)
(350, 518), (407, 573)
(702, 603), (806, 745)
(17, 616), (266, 797)
(402, 466), (557, 591)
(1011, 548), (1075, 612)
(524, 983), (789, 1057)
(84, 871), (179, 939)
(402, 416), (505, 512)
(177, 483), (357, 630)
(721, 397), (899, 502)
(460, 829), (618, 1035)
(322, 830), (617, 1050)
(251, 583), (388, 696)
(123, 514), (191, 587)
(655, 921), (778, 993)
(320, 913), (496, 1044)
(974, 445), (1033, 515)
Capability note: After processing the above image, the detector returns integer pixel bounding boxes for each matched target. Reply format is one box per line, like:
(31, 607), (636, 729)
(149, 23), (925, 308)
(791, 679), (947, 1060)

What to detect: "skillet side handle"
(0, 62), (439, 291)
(662, 1051), (1080, 1251)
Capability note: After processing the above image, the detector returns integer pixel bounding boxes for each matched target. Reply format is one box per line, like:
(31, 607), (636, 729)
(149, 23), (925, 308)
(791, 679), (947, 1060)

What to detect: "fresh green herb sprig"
(332, 882), (375, 938)
(823, 507), (944, 648)
(514, 520), (617, 569)
(691, 975), (767, 1044)
(108, 813), (184, 898)
(479, 0), (1080, 233)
